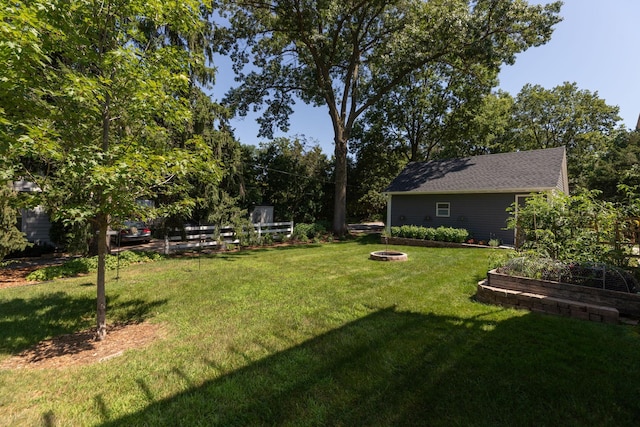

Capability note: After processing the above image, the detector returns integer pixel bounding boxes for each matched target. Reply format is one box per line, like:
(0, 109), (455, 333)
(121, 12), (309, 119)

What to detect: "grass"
(1, 236), (640, 426)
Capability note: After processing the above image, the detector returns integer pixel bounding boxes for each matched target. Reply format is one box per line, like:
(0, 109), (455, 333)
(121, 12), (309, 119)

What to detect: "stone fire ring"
(369, 251), (408, 261)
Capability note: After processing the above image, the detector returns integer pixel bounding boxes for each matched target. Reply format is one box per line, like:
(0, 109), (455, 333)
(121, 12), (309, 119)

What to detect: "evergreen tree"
(0, 184), (27, 260)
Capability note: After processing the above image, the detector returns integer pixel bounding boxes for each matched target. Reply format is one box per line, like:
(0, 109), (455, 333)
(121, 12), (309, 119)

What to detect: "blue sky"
(212, 0), (640, 154)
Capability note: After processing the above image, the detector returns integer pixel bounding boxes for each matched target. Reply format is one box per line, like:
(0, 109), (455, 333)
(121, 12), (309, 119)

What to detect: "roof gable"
(385, 147), (568, 194)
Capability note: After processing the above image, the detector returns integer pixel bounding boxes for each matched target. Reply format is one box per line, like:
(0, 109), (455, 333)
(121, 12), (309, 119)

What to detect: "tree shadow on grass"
(98, 306), (640, 426)
(354, 233), (383, 245)
(186, 243), (325, 262)
(0, 292), (167, 355)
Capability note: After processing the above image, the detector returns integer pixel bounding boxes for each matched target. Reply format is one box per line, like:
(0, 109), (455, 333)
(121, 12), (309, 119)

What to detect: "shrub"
(390, 225), (468, 243)
(292, 222), (327, 241)
(233, 218), (260, 247)
(260, 233), (274, 246)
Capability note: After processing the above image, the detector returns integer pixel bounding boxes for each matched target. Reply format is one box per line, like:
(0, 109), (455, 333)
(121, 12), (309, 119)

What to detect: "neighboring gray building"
(383, 147), (569, 245)
(13, 180), (53, 246)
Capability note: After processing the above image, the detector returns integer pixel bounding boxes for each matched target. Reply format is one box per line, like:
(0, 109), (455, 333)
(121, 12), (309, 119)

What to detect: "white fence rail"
(164, 222), (294, 253)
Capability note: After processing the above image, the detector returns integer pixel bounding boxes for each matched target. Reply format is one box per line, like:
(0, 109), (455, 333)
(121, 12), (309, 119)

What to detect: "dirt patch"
(1, 256), (70, 289)
(1, 261), (166, 370)
(0, 322), (166, 370)
(0, 265), (41, 289)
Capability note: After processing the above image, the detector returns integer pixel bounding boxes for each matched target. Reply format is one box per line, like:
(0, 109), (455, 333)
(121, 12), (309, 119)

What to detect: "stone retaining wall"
(485, 269), (640, 318)
(477, 281), (619, 324)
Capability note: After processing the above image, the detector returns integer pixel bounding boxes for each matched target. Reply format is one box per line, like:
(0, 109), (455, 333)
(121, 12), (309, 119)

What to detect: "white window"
(436, 202), (450, 217)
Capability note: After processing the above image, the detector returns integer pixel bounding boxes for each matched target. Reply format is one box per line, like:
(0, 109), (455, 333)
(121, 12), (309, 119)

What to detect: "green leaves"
(220, 0), (563, 233)
(3, 0), (222, 225)
(507, 191), (633, 265)
(0, 183), (28, 260)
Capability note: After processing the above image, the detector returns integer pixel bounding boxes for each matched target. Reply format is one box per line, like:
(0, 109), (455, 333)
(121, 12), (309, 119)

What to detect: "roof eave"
(383, 187), (560, 196)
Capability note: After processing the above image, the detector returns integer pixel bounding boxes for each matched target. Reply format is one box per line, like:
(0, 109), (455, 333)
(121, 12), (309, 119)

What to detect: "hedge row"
(390, 225), (469, 243)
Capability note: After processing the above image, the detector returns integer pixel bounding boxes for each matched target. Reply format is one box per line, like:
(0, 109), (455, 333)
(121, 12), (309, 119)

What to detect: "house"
(383, 147), (569, 245)
(12, 180), (53, 246)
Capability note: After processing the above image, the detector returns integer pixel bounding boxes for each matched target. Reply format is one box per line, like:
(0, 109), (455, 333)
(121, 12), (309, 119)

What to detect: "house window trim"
(436, 202), (450, 218)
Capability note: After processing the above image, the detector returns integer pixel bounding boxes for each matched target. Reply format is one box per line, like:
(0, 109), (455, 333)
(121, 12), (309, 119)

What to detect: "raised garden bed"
(477, 269), (640, 323)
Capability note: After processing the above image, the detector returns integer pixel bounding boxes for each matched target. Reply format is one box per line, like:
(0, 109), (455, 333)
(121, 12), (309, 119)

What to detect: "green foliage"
(434, 81), (626, 194)
(292, 222), (328, 242)
(507, 191), (640, 268)
(512, 83), (621, 188)
(587, 129), (640, 201)
(220, 0), (561, 233)
(25, 251), (162, 282)
(1, 0), (224, 337)
(348, 122), (407, 221)
(453, 83), (622, 188)
(498, 256), (639, 293)
(253, 137), (332, 224)
(205, 190), (247, 239)
(233, 217), (260, 247)
(390, 225), (468, 243)
(508, 192), (603, 261)
(0, 184), (27, 260)
(439, 90), (516, 159)
(260, 232), (274, 246)
(499, 255), (570, 282)
(48, 219), (92, 255)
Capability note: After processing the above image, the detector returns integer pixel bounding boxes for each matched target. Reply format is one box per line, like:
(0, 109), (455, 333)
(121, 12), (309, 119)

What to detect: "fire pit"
(369, 251), (408, 261)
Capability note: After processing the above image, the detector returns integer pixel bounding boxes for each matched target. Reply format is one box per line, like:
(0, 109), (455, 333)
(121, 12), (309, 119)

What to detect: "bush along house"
(383, 147), (569, 246)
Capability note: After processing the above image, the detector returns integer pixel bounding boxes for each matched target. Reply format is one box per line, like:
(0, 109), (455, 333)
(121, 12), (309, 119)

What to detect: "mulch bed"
(1, 259), (165, 369)
(0, 322), (165, 370)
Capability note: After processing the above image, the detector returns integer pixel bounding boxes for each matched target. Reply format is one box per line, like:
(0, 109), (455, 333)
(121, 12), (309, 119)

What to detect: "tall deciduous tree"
(348, 61), (497, 220)
(511, 82), (621, 186)
(2, 1), (221, 340)
(358, 62), (497, 164)
(587, 129), (640, 201)
(449, 90), (517, 157)
(219, 0), (562, 234)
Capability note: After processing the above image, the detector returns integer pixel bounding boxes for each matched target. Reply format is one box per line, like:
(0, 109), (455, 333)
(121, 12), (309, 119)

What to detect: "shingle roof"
(385, 147), (568, 194)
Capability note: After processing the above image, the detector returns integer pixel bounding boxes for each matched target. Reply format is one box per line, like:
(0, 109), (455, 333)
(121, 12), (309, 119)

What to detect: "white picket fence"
(164, 221), (294, 254)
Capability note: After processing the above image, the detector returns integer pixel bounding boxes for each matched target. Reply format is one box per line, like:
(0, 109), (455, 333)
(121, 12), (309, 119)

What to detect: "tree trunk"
(88, 221), (111, 256)
(333, 136), (348, 236)
(96, 213), (108, 340)
(96, 82), (111, 341)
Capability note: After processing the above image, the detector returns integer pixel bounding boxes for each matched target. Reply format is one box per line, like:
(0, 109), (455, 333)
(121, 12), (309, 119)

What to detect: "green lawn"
(1, 236), (640, 426)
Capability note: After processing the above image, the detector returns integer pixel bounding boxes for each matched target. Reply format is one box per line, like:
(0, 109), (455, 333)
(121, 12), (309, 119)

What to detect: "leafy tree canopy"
(587, 129), (640, 202)
(1, 0), (222, 339)
(253, 137), (332, 224)
(217, 0), (563, 234)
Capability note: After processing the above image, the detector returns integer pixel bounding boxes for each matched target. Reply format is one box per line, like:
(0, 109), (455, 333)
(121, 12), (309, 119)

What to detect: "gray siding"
(389, 193), (519, 245)
(21, 206), (52, 246)
(13, 181), (53, 246)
